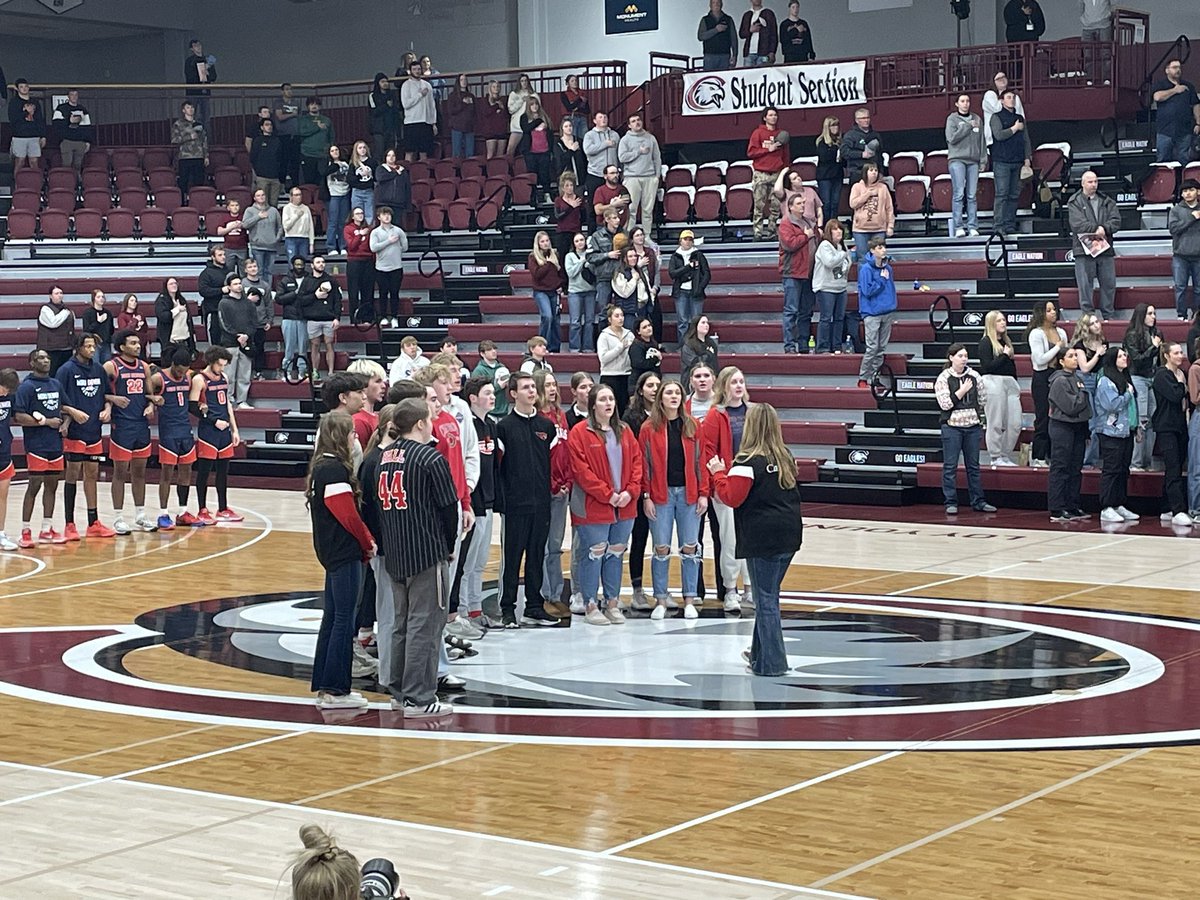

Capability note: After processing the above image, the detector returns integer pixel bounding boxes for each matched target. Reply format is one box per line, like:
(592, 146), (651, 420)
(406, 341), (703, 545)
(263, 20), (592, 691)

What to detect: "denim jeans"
(1079, 370), (1101, 468)
(325, 194), (349, 251)
(451, 130), (476, 159)
(745, 553), (793, 676)
(703, 54), (734, 71)
(310, 559), (362, 695)
(350, 188), (374, 225)
(251, 248), (276, 278)
(992, 160), (1022, 234)
(1131, 374), (1157, 469)
(782, 277), (813, 352)
(542, 493), (568, 603)
(648, 487), (702, 599)
(575, 518), (635, 603)
(532, 290), (561, 352)
(567, 290), (597, 351)
(1157, 131), (1192, 166)
(941, 424), (986, 508)
(1188, 410), (1200, 513)
(816, 179), (840, 220)
(1172, 255), (1200, 318)
(675, 289), (703, 339)
(744, 54), (771, 67)
(815, 290), (846, 353)
(852, 230), (885, 263)
(285, 235), (309, 262)
(948, 159), (978, 234)
(282, 319), (308, 372)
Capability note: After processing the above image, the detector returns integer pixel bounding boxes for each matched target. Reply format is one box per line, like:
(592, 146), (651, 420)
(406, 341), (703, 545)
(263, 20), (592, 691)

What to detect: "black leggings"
(375, 268), (404, 319)
(195, 457), (229, 511)
(1031, 368), (1053, 462)
(629, 508), (649, 589)
(347, 258), (376, 323)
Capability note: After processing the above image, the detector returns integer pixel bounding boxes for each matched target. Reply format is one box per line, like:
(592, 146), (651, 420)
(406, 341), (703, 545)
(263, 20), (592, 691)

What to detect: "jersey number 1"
(376, 470), (408, 510)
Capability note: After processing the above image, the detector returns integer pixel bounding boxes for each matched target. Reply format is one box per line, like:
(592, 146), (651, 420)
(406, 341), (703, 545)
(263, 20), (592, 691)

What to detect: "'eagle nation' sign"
(682, 61), (867, 117)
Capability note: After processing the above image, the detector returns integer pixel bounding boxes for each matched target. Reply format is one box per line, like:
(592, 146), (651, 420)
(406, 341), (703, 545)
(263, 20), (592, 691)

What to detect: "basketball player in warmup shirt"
(152, 346), (201, 529)
(104, 329), (162, 534)
(0, 368), (19, 551)
(13, 349), (67, 548)
(56, 333), (116, 539)
(189, 346), (243, 524)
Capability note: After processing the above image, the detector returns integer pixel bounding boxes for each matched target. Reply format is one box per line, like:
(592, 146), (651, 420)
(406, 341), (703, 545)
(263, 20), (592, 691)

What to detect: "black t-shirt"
(246, 116), (270, 140)
(309, 455), (363, 570)
(1153, 79), (1200, 138)
(666, 417), (686, 488)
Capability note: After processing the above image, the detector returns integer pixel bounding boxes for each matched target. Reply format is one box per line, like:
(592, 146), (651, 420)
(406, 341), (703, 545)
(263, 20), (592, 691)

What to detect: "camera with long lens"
(360, 858), (408, 899)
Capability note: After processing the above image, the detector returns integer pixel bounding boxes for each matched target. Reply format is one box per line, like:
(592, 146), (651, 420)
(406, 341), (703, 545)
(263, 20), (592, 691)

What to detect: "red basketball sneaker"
(215, 508), (244, 523)
(63, 523), (81, 542)
(196, 508), (217, 526)
(85, 521), (117, 539)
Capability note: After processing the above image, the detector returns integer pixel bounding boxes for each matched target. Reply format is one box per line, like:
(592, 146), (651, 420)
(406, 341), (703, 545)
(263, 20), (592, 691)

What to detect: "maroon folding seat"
(460, 157), (486, 179)
(11, 190), (40, 212)
(142, 148), (172, 171)
(408, 161), (432, 182)
(421, 200), (448, 231)
(6, 210), (37, 239)
(39, 209), (70, 238)
(119, 191), (148, 213)
(212, 167), (243, 195)
(482, 177), (508, 205)
(47, 168), (77, 192)
(204, 207), (232, 236)
(111, 148), (140, 171)
(726, 161), (753, 187)
(152, 187), (182, 214)
(457, 177), (484, 202)
(432, 179), (457, 202)
(138, 208), (169, 238)
(889, 152), (923, 180)
(932, 174), (953, 213)
(475, 200), (500, 230)
(73, 209), (104, 239)
(105, 208), (135, 238)
(664, 165), (696, 190)
(208, 148), (233, 169)
(485, 157), (511, 178)
(923, 151), (949, 179)
(693, 185), (725, 222)
(511, 156), (528, 176)
(187, 185), (217, 210)
(788, 158), (817, 182)
(895, 176), (929, 216)
(45, 188), (77, 211)
(434, 160), (458, 181)
(226, 187), (252, 209)
(695, 162), (727, 189)
(410, 180), (434, 207)
(1032, 142), (1070, 187)
(81, 151), (108, 172)
(114, 168), (144, 194)
(663, 187), (694, 223)
(977, 173), (996, 211)
(233, 150), (253, 178)
(509, 174), (536, 205)
(447, 200), (473, 230)
(147, 168), (176, 192)
(1140, 163), (1179, 205)
(170, 207), (201, 238)
(725, 184), (753, 219)
(14, 168), (43, 193)
(80, 169), (109, 192)
(82, 188), (112, 212)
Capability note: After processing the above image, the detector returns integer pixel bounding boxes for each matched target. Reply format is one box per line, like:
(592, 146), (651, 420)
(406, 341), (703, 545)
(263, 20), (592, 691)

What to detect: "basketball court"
(2, 487), (1197, 898)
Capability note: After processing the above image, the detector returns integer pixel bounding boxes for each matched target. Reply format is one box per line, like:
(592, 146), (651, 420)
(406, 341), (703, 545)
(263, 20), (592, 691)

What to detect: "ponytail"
(291, 825), (360, 900)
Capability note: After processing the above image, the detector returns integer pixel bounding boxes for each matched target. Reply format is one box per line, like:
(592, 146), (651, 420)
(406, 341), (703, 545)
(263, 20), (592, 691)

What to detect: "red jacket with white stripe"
(700, 404), (737, 467)
(567, 419), (643, 525)
(544, 405), (573, 495)
(639, 416), (709, 505)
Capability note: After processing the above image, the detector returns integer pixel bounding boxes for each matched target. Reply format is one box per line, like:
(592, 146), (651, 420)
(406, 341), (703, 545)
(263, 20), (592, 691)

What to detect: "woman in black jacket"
(1046, 349), (1092, 522)
(629, 316), (663, 385)
(373, 149), (411, 215)
(154, 277), (196, 367)
(622, 370), (661, 611)
(1123, 302), (1162, 471)
(1152, 342), (1191, 526)
(82, 288), (115, 363)
(1003, 0), (1045, 43)
(680, 314), (719, 386)
(367, 72), (398, 162)
(814, 116), (844, 219)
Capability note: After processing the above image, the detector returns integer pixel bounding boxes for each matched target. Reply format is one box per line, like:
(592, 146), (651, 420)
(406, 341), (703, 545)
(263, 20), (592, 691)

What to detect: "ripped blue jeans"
(575, 518), (635, 603)
(648, 486), (702, 599)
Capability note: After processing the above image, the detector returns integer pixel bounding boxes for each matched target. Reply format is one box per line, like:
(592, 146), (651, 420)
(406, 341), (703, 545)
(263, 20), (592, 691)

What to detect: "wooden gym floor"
(1, 487), (1198, 899)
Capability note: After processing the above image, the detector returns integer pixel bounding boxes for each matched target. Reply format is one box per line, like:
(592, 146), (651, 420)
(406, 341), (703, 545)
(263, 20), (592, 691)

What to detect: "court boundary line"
(808, 747), (1151, 888)
(0, 555), (46, 585)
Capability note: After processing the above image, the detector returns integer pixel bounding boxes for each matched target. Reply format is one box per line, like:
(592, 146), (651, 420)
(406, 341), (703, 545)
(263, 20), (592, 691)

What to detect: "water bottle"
(842, 336), (854, 354)
(913, 279), (922, 291)
(807, 335), (816, 354)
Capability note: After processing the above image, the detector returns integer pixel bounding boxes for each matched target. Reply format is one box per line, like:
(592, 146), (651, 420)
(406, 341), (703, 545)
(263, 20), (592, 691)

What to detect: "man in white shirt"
(981, 71), (1025, 148)
(400, 59), (438, 162)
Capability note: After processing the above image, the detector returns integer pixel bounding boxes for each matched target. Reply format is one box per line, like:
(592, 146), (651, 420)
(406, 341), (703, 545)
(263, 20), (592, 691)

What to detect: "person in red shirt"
(343, 206), (376, 324)
(347, 359), (387, 450)
(779, 192), (816, 354)
(592, 164), (630, 229)
(535, 372), (573, 618)
(748, 106), (790, 240)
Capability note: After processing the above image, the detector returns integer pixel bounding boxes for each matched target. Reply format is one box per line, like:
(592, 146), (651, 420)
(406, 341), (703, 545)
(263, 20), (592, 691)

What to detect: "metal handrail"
(928, 294), (956, 343)
(1137, 35), (1190, 110)
(984, 231), (1014, 300)
(606, 80), (650, 126)
(870, 362), (903, 437)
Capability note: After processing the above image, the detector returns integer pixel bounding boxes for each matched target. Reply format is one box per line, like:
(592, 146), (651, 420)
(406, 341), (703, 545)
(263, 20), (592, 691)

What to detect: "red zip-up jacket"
(778, 215), (813, 279)
(344, 223), (375, 261)
(544, 405), (573, 495)
(567, 419), (643, 525)
(640, 415), (709, 505)
(700, 404), (737, 467)
(431, 409), (471, 513)
(747, 125), (788, 173)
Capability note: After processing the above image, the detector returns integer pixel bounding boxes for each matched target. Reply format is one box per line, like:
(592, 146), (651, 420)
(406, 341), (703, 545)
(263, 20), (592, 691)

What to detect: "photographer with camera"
(290, 824), (410, 899)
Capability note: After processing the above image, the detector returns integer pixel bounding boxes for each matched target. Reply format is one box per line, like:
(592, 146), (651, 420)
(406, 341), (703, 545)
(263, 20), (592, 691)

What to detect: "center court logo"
(685, 76), (727, 113)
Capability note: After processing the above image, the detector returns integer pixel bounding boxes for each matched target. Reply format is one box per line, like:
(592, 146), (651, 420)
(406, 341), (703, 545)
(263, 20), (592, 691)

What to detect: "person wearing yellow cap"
(667, 231), (711, 343)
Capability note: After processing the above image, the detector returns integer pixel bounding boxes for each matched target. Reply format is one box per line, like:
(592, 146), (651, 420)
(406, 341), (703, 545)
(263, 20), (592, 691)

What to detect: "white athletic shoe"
(1100, 507), (1124, 524)
(650, 604), (666, 620)
(112, 516), (132, 535)
(954, 227), (967, 238)
(1161, 512), (1175, 523)
(1172, 512), (1194, 527)
(1114, 506), (1137, 521)
(723, 591), (741, 613)
(604, 606), (626, 624)
(584, 607), (610, 626)
(569, 592), (586, 615)
(316, 692), (368, 709)
(0, 533), (17, 551)
(629, 587), (653, 611)
(683, 603), (699, 619)
(990, 457), (1016, 467)
(134, 515), (158, 533)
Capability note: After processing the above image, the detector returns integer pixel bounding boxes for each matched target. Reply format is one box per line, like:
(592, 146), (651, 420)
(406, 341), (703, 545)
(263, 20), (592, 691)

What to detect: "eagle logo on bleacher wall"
(685, 76), (726, 113)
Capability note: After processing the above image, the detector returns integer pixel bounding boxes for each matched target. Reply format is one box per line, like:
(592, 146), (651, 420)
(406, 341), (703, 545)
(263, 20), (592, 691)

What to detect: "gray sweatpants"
(858, 311), (896, 382)
(384, 561), (447, 707)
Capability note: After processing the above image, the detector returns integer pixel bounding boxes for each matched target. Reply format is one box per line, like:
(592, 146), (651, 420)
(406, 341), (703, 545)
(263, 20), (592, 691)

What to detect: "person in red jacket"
(641, 378), (708, 619)
(568, 382), (643, 627)
(779, 192), (816, 354)
(528, 230), (566, 353)
(536, 371), (573, 618)
(343, 206), (376, 324)
(700, 365), (751, 613)
(748, 106), (789, 240)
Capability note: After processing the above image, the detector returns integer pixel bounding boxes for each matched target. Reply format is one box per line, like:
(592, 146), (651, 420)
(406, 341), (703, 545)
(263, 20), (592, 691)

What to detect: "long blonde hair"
(712, 365), (749, 408)
(984, 310), (1011, 356)
(816, 116), (840, 147)
(531, 230), (559, 267)
(647, 378), (697, 438)
(1070, 311), (1102, 348)
(305, 411), (360, 506)
(734, 403), (797, 490)
(290, 825), (359, 900)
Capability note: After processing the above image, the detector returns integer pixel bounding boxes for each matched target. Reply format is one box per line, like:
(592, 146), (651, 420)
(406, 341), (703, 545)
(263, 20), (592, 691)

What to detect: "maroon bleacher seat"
(11, 190), (40, 212)
(411, 180), (434, 208)
(485, 158), (510, 178)
(511, 156), (528, 177)
(481, 177), (508, 205)
(726, 161), (753, 188)
(204, 207), (232, 235)
(421, 200), (448, 231)
(6, 210), (37, 239)
(47, 167), (77, 192)
(152, 187), (182, 213)
(447, 199), (473, 230)
(187, 185), (217, 209)
(138, 208), (169, 238)
(1141, 163), (1180, 205)
(434, 160), (458, 181)
(147, 168), (176, 192)
(233, 150), (252, 178)
(932, 173), (953, 213)
(82, 188), (112, 212)
(111, 148), (140, 171)
(456, 177), (484, 202)
(895, 176), (929, 216)
(1032, 142), (1071, 186)
(81, 151), (108, 172)
(39, 209), (69, 238)
(789, 157), (817, 182)
(923, 151), (949, 179)
(664, 164), (696, 189)
(695, 161), (727, 189)
(475, 200), (500, 230)
(460, 157), (486, 179)
(725, 183), (753, 219)
(72, 209), (103, 239)
(694, 185), (725, 222)
(80, 169), (109, 192)
(226, 187), (252, 209)
(663, 187), (694, 223)
(408, 161), (432, 182)
(170, 207), (201, 238)
(208, 148), (233, 169)
(114, 168), (144, 193)
(119, 191), (148, 213)
(105, 208), (135, 238)
(1185, 162), (1200, 184)
(977, 172), (995, 211)
(45, 188), (77, 211)
(509, 174), (536, 205)
(212, 167), (243, 195)
(14, 168), (43, 193)
(889, 152), (923, 180)
(432, 179), (458, 203)
(142, 148), (172, 171)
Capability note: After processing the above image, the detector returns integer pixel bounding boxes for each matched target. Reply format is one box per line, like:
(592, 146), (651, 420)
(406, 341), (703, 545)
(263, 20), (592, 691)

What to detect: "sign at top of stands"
(682, 61), (867, 117)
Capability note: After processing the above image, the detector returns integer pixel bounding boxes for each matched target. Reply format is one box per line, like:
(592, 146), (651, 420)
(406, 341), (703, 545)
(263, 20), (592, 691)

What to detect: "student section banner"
(681, 61), (867, 117)
(605, 0), (658, 35)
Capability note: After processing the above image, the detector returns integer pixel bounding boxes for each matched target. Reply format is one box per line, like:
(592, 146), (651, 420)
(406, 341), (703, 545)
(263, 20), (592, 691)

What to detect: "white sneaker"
(1100, 507), (1124, 523)
(1130, 465), (1146, 473)
(0, 532), (17, 551)
(1030, 459), (1049, 468)
(723, 591), (741, 612)
(390, 317), (400, 328)
(236, 401), (253, 410)
(954, 227), (967, 238)
(663, 597), (679, 609)
(968, 228), (980, 237)
(316, 692), (368, 709)
(134, 515), (158, 533)
(1161, 512), (1175, 523)
(584, 606), (609, 626)
(991, 457), (1016, 467)
(629, 587), (653, 611)
(112, 516), (132, 535)
(604, 606), (626, 624)
(1116, 506), (1139, 521)
(569, 592), (585, 615)
(398, 699), (454, 718)
(1172, 512), (1194, 527)
(683, 602), (699, 619)
(444, 618), (479, 640)
(650, 604), (666, 620)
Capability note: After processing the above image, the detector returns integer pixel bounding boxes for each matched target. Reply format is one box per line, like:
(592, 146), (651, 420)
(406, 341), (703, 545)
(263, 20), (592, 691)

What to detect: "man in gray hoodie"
(945, 93), (987, 238)
(582, 111), (620, 200)
(242, 188), (284, 279)
(617, 114), (662, 229)
(1169, 178), (1200, 319)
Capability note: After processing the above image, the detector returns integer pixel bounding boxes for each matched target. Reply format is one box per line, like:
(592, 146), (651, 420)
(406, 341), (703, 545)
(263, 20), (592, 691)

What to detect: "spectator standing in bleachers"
(297, 98), (333, 187)
(772, 167), (823, 229)
(982, 72), (1024, 149)
(739, 0), (778, 68)
(856, 237), (896, 389)
(779, 193), (815, 354)
(554, 174), (585, 261)
(812, 219), (851, 354)
(401, 61), (438, 164)
(82, 288), (114, 364)
(1094, 347), (1139, 523)
(779, 1), (815, 62)
(197, 244), (230, 347)
(273, 83), (302, 189)
(630, 226), (663, 338)
(370, 206), (408, 329)
(1151, 342), (1191, 526)
(282, 187), (315, 263)
(7, 79), (45, 175)
(171, 102), (208, 198)
(154, 277), (196, 368)
(244, 105), (271, 153)
(241, 258), (274, 379)
(37, 286), (75, 375)
(1027, 300), (1069, 468)
(618, 115), (662, 230)
(849, 162), (894, 263)
(935, 344), (996, 515)
(565, 233), (597, 352)
(698, 0), (738, 71)
(592, 164), (630, 230)
(1071, 312), (1108, 469)
(1067, 171), (1120, 320)
(275, 256), (309, 377)
(183, 39), (215, 124)
(506, 74), (539, 159)
(347, 141), (377, 225)
(1151, 60), (1200, 167)
(299, 255), (343, 379)
(368, 73), (399, 163)
(748, 106), (790, 240)
(588, 208), (625, 319)
(669, 231), (711, 342)
(613, 246), (654, 330)
(1003, 0), (1045, 43)
(977, 311), (1022, 466)
(1169, 179), (1200, 320)
(528, 231), (566, 353)
(217, 274), (255, 408)
(559, 74), (590, 146)
(249, 118), (285, 208)
(51, 88), (94, 174)
(519, 97), (554, 199)
(814, 116), (844, 218)
(324, 145), (350, 256)
(840, 108), (883, 185)
(343, 207), (376, 324)
(597, 305), (635, 417)
(553, 122), (588, 202)
(1047, 349), (1092, 522)
(445, 73), (477, 160)
(583, 111), (620, 200)
(1080, 0), (1114, 84)
(1123, 303), (1162, 472)
(479, 81), (510, 160)
(117, 294), (149, 360)
(945, 93), (986, 238)
(244, 188), (284, 278)
(681, 319), (719, 391)
(374, 149), (412, 216)
(988, 88), (1030, 240)
(214, 199), (249, 275)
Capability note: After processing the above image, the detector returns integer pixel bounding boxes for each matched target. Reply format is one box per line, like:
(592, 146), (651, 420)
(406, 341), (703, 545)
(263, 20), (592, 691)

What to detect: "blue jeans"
(948, 159), (978, 234)
(567, 290), (596, 351)
(744, 54), (771, 67)
(940, 424), (986, 507)
(1189, 407), (1200, 513)
(782, 277), (813, 352)
(675, 289), (703, 338)
(1157, 131), (1193, 166)
(852, 230), (885, 263)
(532, 290), (561, 352)
(251, 248), (276, 278)
(992, 160), (1022, 234)
(310, 559), (362, 695)
(1172, 255), (1200, 318)
(703, 54), (733, 71)
(649, 487), (702, 599)
(285, 235), (309, 263)
(575, 518), (635, 603)
(452, 130), (476, 159)
(282, 319), (308, 372)
(815, 290), (846, 353)
(350, 188), (374, 225)
(745, 553), (792, 676)
(325, 194), (349, 252)
(816, 179), (840, 220)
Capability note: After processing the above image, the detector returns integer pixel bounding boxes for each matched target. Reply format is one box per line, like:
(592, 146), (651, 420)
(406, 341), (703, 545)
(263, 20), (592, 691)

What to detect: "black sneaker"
(1049, 510), (1072, 523)
(1068, 508), (1090, 520)
(502, 612), (520, 629)
(521, 607), (560, 627)
(438, 674), (467, 694)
